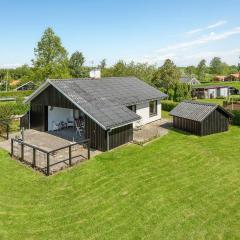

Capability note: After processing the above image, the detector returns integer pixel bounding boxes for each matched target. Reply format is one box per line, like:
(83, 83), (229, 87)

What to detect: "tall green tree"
(185, 65), (196, 77)
(174, 82), (192, 102)
(69, 51), (85, 77)
(238, 56), (240, 72)
(32, 27), (70, 81)
(99, 59), (107, 69)
(152, 59), (181, 91)
(196, 59), (207, 82)
(210, 57), (224, 74)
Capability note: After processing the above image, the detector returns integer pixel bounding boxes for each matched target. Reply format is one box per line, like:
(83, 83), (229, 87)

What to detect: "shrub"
(0, 102), (29, 118)
(161, 100), (178, 111)
(231, 110), (240, 126)
(0, 105), (13, 123)
(0, 90), (33, 98)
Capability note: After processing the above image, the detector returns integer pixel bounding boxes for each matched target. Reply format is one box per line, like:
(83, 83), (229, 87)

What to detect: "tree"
(32, 27), (70, 81)
(69, 51), (85, 77)
(152, 59), (181, 90)
(185, 65), (196, 77)
(174, 82), (192, 102)
(99, 59), (107, 69)
(238, 56), (240, 72)
(210, 57), (224, 74)
(196, 59), (207, 82)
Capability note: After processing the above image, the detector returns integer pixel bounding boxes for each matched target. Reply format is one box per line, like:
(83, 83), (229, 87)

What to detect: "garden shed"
(170, 101), (233, 136)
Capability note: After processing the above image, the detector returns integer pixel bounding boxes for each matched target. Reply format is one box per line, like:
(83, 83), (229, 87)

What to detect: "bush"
(231, 110), (240, 125)
(161, 100), (178, 111)
(0, 90), (33, 98)
(0, 102), (29, 118)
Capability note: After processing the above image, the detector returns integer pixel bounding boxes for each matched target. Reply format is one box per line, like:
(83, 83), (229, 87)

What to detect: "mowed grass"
(1, 127), (240, 239)
(196, 98), (225, 106)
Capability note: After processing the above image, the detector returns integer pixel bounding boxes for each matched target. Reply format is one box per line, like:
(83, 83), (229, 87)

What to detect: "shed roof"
(15, 81), (35, 90)
(170, 100), (233, 122)
(26, 77), (167, 130)
(192, 85), (230, 90)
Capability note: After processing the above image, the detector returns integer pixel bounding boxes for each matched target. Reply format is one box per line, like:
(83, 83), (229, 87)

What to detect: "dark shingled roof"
(48, 77), (167, 129)
(170, 100), (232, 122)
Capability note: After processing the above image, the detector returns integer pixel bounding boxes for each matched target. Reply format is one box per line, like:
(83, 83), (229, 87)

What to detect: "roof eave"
(107, 116), (141, 130)
(24, 80), (51, 104)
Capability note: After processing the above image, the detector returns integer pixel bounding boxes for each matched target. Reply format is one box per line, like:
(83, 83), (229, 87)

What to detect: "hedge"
(0, 102), (29, 117)
(231, 110), (240, 126)
(0, 90), (33, 98)
(161, 100), (178, 111)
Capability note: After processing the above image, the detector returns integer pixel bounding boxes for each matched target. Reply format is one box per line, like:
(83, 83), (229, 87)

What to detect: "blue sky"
(1, 0), (240, 68)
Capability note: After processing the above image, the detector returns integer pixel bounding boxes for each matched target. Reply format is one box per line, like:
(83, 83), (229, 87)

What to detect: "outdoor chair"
(67, 118), (74, 128)
(52, 121), (61, 131)
(75, 119), (84, 136)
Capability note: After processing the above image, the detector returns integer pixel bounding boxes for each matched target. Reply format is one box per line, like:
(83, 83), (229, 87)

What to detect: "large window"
(149, 100), (157, 117)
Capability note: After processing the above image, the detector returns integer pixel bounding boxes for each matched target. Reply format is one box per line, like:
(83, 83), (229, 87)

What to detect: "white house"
(192, 86), (231, 99)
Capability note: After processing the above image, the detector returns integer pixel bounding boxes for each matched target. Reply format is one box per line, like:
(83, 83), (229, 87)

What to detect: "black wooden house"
(170, 101), (233, 136)
(24, 77), (166, 151)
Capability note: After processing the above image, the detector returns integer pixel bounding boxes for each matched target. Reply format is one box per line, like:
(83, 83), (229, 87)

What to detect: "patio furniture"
(52, 121), (61, 131)
(75, 119), (84, 137)
(67, 118), (74, 128)
(60, 121), (67, 129)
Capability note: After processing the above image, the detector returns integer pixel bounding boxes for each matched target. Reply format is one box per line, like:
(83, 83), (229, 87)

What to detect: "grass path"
(0, 127), (240, 239)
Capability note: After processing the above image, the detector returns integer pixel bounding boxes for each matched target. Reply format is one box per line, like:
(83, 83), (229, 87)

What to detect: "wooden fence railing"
(0, 120), (9, 140)
(11, 138), (90, 175)
(20, 111), (29, 129)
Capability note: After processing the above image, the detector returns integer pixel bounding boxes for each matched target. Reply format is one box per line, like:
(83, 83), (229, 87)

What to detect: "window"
(127, 105), (136, 113)
(149, 100), (157, 117)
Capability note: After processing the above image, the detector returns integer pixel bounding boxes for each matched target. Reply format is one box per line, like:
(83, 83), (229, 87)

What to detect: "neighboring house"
(224, 73), (240, 82)
(15, 81), (35, 91)
(170, 101), (233, 136)
(180, 77), (200, 85)
(192, 85), (233, 99)
(24, 77), (167, 151)
(213, 75), (225, 82)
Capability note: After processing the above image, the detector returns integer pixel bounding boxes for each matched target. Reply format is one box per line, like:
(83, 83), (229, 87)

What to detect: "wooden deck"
(0, 129), (101, 174)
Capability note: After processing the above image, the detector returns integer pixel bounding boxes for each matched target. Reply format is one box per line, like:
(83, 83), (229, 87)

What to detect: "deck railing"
(11, 138), (90, 175)
(20, 112), (29, 129)
(0, 120), (10, 140)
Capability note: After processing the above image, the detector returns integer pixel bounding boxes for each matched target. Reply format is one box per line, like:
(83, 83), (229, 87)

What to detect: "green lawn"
(161, 110), (172, 119)
(196, 98), (225, 106)
(1, 127), (240, 239)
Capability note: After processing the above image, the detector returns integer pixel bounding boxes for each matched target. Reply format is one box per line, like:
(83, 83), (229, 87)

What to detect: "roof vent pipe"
(89, 69), (101, 79)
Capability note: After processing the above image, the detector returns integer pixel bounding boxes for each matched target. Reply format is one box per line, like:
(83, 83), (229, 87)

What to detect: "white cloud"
(187, 20), (227, 35)
(0, 63), (22, 69)
(207, 20), (227, 29)
(157, 27), (240, 52)
(142, 53), (177, 63)
(178, 48), (240, 66)
(187, 28), (203, 34)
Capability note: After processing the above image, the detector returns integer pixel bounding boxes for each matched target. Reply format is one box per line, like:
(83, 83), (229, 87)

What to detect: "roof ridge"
(48, 76), (138, 81)
(183, 100), (217, 107)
